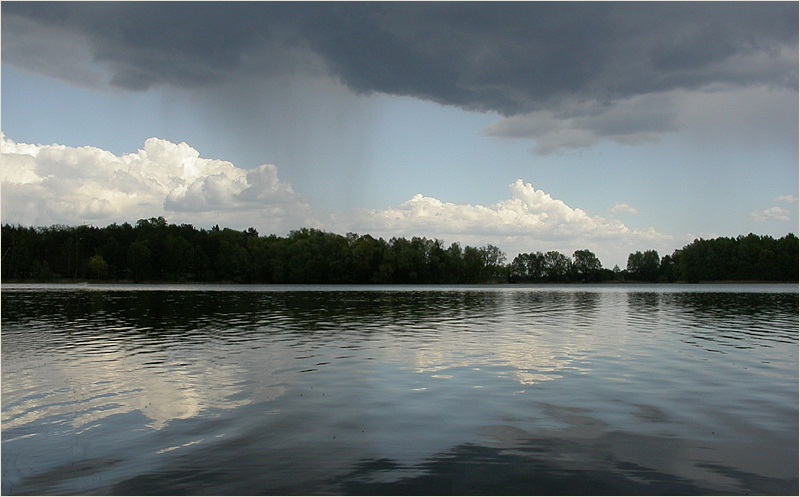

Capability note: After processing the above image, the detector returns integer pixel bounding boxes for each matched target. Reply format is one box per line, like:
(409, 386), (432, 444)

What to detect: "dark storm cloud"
(2, 2), (797, 115)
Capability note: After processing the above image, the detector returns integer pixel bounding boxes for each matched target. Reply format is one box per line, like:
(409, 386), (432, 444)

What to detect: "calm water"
(1, 284), (797, 495)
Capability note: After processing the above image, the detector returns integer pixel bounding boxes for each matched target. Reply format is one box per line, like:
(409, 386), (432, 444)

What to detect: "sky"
(1, 2), (797, 268)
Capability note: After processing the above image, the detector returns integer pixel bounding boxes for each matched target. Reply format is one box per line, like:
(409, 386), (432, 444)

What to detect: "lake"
(1, 283), (797, 495)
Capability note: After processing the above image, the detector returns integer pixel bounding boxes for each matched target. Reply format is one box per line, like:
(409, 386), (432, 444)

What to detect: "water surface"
(2, 284), (797, 495)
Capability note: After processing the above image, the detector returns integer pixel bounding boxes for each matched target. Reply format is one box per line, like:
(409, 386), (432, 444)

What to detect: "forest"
(1, 218), (797, 284)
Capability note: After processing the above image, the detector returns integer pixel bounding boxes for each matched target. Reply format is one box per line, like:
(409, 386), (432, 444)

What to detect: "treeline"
(1, 218), (507, 284)
(669, 233), (798, 283)
(1, 218), (797, 284)
(510, 234), (798, 283)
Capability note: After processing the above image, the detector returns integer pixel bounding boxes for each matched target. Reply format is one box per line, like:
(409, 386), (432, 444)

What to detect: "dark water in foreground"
(1, 284), (797, 495)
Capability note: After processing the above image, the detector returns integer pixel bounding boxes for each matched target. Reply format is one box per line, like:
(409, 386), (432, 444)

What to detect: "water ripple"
(2, 285), (796, 495)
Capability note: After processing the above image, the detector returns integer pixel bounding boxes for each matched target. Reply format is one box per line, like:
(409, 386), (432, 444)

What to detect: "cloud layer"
(0, 134), (316, 233)
(3, 3), (796, 153)
(4, 3), (794, 108)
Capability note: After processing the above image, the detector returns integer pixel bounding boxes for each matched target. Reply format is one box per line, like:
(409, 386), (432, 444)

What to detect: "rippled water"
(2, 284), (797, 495)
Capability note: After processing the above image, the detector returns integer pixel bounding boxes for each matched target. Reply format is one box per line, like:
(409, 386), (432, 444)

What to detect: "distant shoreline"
(3, 223), (796, 284)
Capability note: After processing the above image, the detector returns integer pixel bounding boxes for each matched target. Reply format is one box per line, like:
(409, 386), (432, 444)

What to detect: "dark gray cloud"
(3, 2), (796, 116)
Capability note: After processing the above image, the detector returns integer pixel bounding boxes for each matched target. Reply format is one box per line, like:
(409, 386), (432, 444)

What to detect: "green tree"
(543, 251), (571, 282)
(508, 252), (546, 281)
(162, 235), (194, 281)
(463, 245), (484, 283)
(480, 244), (507, 282)
(443, 242), (466, 283)
(509, 253), (529, 282)
(627, 250), (660, 281)
(127, 240), (152, 282)
(572, 249), (602, 282)
(88, 254), (109, 279)
(658, 254), (678, 282)
(776, 233), (799, 281)
(213, 228), (253, 282)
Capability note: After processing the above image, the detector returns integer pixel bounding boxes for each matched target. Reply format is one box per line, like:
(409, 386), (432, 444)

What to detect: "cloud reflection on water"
(2, 285), (796, 495)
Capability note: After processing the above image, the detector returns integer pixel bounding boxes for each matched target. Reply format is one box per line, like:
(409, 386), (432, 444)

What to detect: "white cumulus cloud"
(333, 179), (672, 266)
(750, 206), (791, 222)
(0, 133), (317, 234)
(609, 203), (639, 215)
(774, 194), (798, 204)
